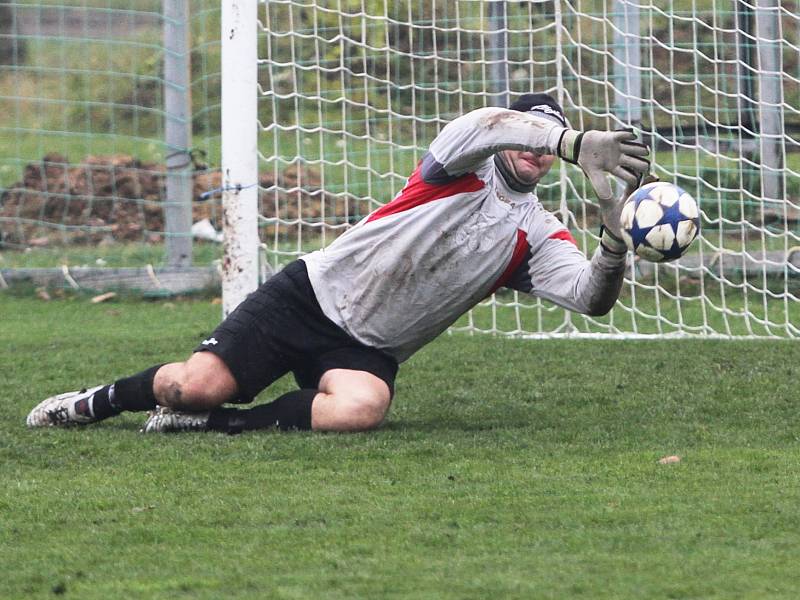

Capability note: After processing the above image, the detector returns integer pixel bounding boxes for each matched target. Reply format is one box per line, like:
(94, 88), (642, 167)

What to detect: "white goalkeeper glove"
(557, 129), (650, 202)
(558, 129), (650, 250)
(599, 173), (661, 255)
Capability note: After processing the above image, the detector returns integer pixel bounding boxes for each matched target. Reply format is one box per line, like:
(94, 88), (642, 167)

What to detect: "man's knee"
(315, 368), (392, 431)
(154, 352), (238, 411)
(338, 391), (390, 431)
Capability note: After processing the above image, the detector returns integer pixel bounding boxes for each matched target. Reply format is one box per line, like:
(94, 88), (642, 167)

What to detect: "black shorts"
(195, 260), (398, 403)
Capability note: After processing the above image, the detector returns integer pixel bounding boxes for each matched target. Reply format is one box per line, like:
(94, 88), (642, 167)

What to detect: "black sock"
(90, 364), (165, 416)
(207, 389), (316, 434)
(84, 385), (117, 420)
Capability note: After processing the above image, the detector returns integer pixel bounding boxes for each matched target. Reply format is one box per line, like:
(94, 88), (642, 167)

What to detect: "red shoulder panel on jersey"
(366, 165), (484, 223)
(548, 229), (578, 246)
(488, 229), (530, 295)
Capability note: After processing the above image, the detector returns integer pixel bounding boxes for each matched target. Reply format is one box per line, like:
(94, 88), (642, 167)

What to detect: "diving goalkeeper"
(27, 93), (650, 434)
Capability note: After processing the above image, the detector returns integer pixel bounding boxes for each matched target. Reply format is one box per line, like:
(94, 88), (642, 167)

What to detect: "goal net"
(0, 1), (222, 294)
(239, 0), (799, 338)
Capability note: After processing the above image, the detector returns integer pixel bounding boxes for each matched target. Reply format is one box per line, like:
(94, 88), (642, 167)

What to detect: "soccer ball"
(619, 182), (700, 262)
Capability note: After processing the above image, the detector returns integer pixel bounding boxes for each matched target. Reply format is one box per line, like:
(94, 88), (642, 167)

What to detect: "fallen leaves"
(658, 455), (681, 465)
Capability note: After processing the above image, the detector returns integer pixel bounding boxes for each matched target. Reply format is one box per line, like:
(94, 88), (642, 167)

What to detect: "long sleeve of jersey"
(422, 107), (566, 181)
(505, 203), (627, 316)
(550, 244), (627, 316)
(522, 239), (627, 317)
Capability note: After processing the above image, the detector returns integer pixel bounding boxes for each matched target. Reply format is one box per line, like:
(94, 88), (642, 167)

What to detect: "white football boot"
(141, 406), (210, 433)
(26, 386), (106, 427)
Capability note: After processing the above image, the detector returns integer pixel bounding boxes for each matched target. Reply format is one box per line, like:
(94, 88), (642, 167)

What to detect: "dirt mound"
(0, 154), (373, 246)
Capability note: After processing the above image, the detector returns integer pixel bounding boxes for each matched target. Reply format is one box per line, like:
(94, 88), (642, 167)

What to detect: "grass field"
(2, 291), (800, 599)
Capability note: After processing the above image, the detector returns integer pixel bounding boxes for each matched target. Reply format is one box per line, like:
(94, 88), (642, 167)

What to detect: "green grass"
(2, 292), (799, 598)
(0, 241), (223, 268)
(14, 0), (161, 8)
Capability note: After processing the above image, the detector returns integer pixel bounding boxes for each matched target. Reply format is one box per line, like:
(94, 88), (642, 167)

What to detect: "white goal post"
(221, 0), (260, 316)
(221, 0), (800, 338)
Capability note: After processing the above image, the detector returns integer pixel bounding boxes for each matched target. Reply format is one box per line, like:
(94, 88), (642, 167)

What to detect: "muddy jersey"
(301, 107), (626, 362)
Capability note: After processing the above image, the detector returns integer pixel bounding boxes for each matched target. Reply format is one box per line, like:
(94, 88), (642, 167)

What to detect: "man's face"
(500, 149), (556, 186)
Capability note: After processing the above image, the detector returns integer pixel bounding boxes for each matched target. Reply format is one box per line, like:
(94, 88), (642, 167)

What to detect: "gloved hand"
(599, 173), (661, 255)
(558, 129), (651, 253)
(558, 129), (651, 204)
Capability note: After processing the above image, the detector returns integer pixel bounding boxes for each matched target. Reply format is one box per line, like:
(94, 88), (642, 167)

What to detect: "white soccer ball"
(619, 181), (700, 262)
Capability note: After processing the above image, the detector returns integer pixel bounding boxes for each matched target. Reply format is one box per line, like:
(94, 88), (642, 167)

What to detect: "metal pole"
(221, 0), (259, 316)
(755, 0), (783, 202)
(487, 0), (508, 107)
(163, 0), (193, 267)
(735, 1), (756, 133)
(612, 0), (641, 126)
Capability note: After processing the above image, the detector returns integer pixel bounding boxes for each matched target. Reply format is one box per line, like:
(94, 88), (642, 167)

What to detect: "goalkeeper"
(27, 93), (650, 434)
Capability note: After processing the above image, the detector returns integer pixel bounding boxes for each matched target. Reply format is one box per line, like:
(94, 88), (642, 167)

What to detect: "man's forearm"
(574, 245), (627, 317)
(530, 241), (627, 318)
(427, 107), (564, 176)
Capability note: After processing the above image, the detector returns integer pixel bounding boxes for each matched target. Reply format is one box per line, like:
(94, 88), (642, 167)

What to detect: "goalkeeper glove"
(599, 173), (661, 255)
(558, 129), (651, 249)
(557, 129), (650, 203)
(630, 173), (660, 193)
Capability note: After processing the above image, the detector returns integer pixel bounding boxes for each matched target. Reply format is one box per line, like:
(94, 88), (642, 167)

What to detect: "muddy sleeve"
(525, 236), (627, 317)
(421, 107), (566, 181)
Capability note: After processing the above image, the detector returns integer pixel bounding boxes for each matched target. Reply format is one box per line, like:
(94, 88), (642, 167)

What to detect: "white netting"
(252, 0), (800, 338)
(0, 1), (222, 276)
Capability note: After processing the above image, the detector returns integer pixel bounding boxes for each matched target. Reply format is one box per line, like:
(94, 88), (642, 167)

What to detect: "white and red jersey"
(301, 107), (626, 362)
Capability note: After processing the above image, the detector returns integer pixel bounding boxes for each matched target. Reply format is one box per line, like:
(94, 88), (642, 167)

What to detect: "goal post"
(221, 0), (259, 315)
(220, 0), (799, 338)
